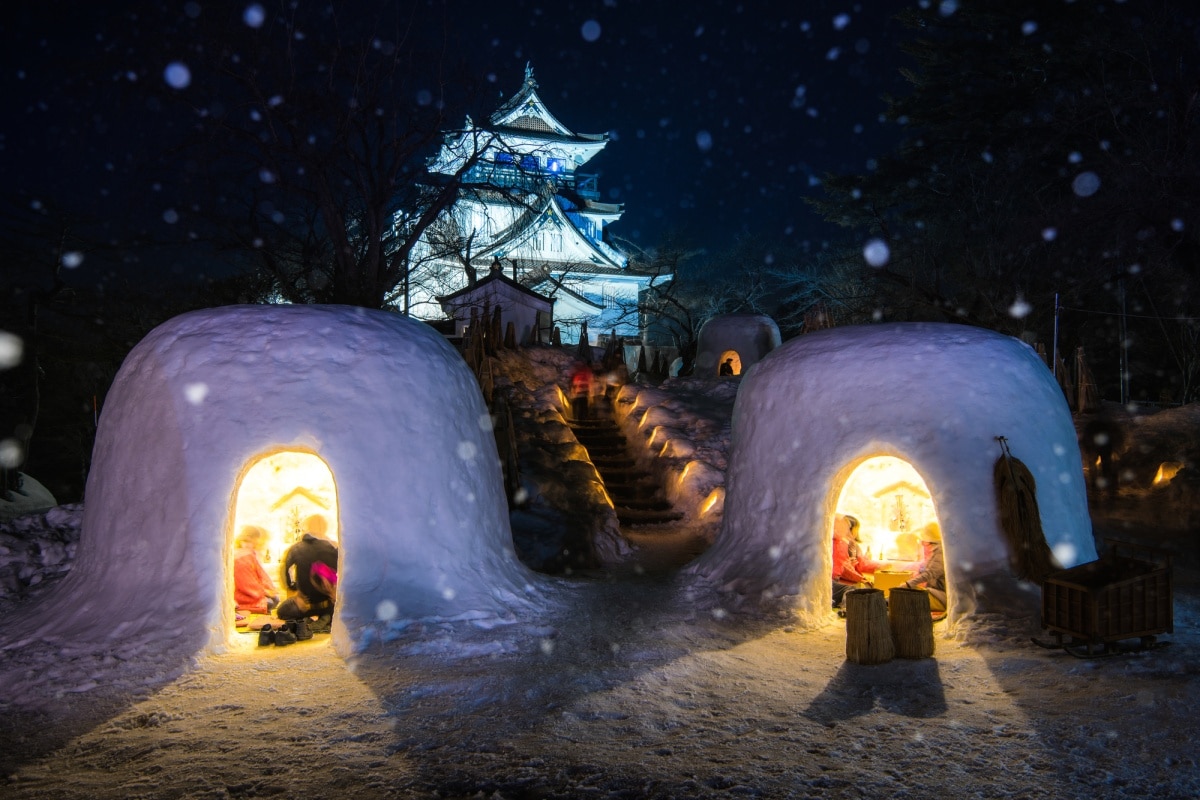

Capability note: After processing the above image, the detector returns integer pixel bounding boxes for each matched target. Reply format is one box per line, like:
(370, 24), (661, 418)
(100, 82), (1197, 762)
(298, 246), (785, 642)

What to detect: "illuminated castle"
(406, 64), (664, 345)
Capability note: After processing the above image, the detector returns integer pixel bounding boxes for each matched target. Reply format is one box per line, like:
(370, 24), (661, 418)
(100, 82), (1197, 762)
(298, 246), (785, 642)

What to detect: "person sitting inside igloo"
(233, 525), (279, 626)
(276, 514), (338, 634)
(903, 522), (947, 614)
(832, 514), (871, 609)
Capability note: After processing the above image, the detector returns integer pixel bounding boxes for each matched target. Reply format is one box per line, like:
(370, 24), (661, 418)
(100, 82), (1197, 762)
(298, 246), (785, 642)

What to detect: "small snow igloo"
(686, 322), (1096, 626)
(10, 305), (536, 657)
(694, 313), (781, 377)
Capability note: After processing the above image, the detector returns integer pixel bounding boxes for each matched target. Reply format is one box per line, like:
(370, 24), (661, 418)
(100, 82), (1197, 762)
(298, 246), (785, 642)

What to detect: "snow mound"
(686, 322), (1095, 627)
(0, 305), (544, 660)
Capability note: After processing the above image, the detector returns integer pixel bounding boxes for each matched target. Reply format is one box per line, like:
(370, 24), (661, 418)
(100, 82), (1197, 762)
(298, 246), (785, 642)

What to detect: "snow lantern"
(694, 314), (781, 377)
(4, 305), (538, 658)
(686, 322), (1095, 627)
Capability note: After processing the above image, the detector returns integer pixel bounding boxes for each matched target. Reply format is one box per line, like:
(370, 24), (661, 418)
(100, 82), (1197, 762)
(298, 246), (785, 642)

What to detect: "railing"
(464, 166), (601, 199)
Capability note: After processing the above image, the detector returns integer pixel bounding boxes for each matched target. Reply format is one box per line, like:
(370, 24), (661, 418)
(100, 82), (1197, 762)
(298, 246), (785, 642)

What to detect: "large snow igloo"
(685, 322), (1096, 627)
(6, 305), (537, 657)
(694, 313), (781, 377)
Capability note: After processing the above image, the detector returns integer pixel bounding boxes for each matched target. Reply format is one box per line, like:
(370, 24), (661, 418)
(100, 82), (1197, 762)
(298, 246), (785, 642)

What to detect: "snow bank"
(686, 322), (1095, 626)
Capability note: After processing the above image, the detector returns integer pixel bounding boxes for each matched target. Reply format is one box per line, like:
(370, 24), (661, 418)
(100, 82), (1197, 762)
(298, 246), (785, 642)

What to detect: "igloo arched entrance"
(718, 350), (742, 377)
(228, 449), (339, 642)
(832, 455), (946, 609)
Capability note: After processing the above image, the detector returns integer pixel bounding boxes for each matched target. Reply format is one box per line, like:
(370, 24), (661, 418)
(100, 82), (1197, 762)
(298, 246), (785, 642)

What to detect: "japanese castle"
(405, 64), (664, 345)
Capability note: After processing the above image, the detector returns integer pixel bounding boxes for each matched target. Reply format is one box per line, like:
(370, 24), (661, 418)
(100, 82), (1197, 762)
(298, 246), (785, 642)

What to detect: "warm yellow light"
(1153, 462), (1183, 485)
(835, 455), (937, 564)
(232, 450), (339, 584)
(700, 487), (725, 517)
(717, 349), (742, 376)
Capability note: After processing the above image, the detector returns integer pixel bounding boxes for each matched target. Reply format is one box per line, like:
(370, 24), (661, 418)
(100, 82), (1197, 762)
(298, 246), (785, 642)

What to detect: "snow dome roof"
(685, 322), (1095, 626)
(2, 305), (539, 658)
(694, 314), (781, 377)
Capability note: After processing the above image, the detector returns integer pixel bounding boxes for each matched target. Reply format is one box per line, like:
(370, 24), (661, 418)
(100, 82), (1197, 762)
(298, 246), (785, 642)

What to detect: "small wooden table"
(872, 570), (913, 597)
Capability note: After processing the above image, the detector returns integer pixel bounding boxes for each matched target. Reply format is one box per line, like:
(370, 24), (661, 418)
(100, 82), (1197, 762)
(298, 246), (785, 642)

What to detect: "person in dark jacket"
(276, 514), (338, 625)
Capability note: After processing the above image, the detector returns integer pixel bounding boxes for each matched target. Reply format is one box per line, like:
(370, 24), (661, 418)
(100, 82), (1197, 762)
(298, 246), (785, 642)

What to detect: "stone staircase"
(570, 395), (684, 527)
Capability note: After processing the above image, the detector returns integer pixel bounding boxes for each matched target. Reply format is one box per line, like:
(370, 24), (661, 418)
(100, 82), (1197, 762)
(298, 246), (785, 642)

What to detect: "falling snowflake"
(163, 62), (191, 90)
(0, 439), (22, 469)
(863, 238), (890, 267)
(1008, 297), (1032, 318)
(184, 383), (209, 405)
(1072, 171), (1101, 197)
(376, 599), (398, 621)
(243, 5), (266, 27)
(0, 332), (22, 369)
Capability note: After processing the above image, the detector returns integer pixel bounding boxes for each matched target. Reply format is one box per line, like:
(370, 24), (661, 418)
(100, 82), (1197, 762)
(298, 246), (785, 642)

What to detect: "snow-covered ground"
(1, 349), (1198, 798)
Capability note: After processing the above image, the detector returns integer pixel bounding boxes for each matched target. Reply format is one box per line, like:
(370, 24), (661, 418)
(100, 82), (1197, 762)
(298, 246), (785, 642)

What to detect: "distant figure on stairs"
(570, 361), (594, 420)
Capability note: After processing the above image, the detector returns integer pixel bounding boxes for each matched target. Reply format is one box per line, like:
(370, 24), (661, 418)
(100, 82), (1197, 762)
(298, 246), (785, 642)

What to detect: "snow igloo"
(686, 322), (1096, 627)
(3, 305), (538, 658)
(694, 313), (781, 377)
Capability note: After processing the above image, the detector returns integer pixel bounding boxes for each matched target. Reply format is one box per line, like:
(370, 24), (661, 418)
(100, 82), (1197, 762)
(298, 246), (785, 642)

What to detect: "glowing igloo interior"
(718, 350), (743, 376)
(227, 450), (340, 644)
(836, 456), (936, 563)
(833, 455), (943, 598)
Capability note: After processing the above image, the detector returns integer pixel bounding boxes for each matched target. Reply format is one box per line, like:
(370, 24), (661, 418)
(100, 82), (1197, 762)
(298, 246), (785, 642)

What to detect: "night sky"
(6, 1), (915, 276)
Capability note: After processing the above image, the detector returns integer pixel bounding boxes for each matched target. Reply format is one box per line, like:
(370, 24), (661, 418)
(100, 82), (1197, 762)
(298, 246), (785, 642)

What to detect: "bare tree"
(154, 4), (520, 309)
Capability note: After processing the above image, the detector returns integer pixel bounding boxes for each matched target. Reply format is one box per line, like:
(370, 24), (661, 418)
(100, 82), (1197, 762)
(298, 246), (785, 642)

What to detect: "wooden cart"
(1039, 540), (1173, 656)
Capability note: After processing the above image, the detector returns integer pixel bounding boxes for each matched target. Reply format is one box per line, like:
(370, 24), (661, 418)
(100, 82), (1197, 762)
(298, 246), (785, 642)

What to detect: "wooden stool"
(844, 588), (894, 665)
(889, 587), (935, 658)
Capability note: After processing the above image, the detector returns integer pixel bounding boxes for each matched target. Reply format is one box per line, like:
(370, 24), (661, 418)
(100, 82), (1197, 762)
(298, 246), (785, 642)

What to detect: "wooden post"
(844, 588), (894, 665)
(504, 320), (517, 350)
(888, 587), (935, 659)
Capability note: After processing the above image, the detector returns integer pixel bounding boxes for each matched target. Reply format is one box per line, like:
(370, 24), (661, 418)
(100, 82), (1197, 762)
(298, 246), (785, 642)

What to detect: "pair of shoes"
(308, 614), (332, 634)
(274, 624), (298, 646)
(291, 617), (312, 641)
(258, 622), (300, 646)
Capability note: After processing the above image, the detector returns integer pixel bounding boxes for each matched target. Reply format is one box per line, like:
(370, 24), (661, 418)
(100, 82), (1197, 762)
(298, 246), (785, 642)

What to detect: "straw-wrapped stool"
(844, 587), (894, 664)
(888, 586), (935, 659)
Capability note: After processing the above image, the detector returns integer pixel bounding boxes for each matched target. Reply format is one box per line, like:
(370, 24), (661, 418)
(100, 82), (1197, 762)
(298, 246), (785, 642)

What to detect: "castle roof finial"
(524, 61), (536, 86)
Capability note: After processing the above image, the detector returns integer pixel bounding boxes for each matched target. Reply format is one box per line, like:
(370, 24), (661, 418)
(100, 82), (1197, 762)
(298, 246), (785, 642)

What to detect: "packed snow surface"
(1, 331), (1197, 798)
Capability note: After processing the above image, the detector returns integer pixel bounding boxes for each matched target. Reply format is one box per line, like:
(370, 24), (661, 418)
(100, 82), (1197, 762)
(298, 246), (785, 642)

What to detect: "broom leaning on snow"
(994, 436), (1060, 583)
